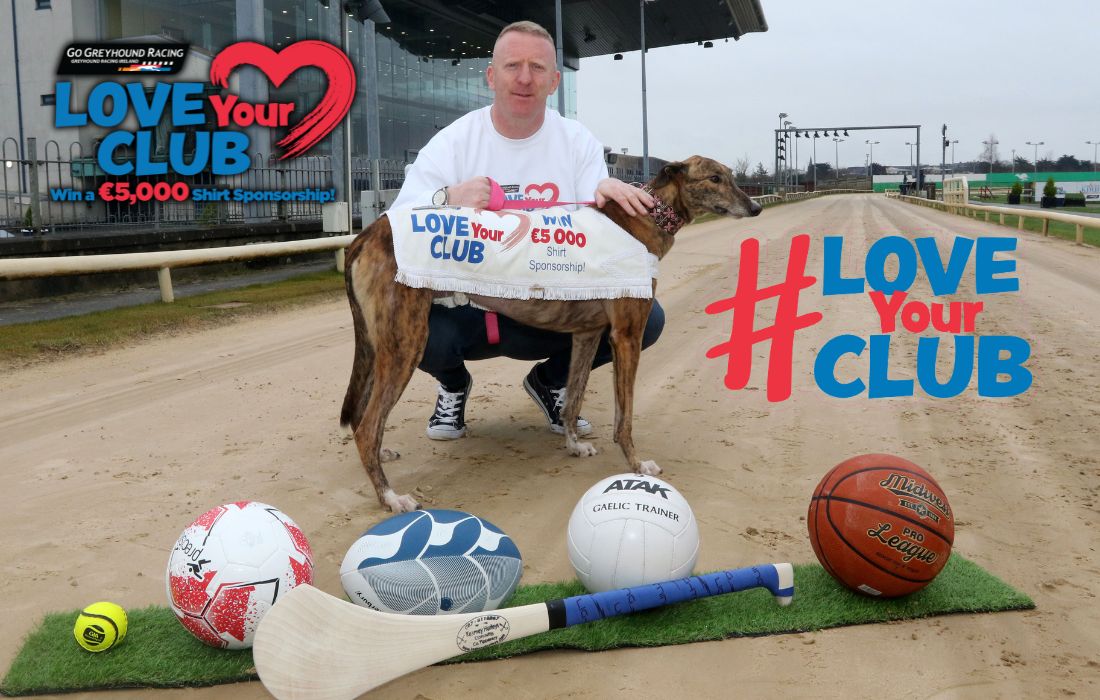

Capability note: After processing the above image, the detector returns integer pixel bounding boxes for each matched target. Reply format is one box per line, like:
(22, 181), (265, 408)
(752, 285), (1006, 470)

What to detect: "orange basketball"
(807, 454), (954, 597)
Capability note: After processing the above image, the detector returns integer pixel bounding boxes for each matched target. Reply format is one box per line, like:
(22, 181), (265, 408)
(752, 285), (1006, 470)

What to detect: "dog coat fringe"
(389, 206), (657, 301)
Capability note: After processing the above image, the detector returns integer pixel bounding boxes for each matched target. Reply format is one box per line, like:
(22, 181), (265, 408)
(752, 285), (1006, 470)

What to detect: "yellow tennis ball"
(73, 602), (128, 652)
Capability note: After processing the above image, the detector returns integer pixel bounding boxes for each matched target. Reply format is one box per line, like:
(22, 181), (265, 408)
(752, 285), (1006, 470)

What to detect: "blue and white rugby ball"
(340, 509), (522, 615)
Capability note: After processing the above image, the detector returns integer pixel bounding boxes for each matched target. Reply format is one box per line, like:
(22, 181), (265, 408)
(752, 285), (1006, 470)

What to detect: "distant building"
(604, 152), (669, 183)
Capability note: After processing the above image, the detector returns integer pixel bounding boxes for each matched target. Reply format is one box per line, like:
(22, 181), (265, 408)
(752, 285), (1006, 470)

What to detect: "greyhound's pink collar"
(637, 183), (684, 235)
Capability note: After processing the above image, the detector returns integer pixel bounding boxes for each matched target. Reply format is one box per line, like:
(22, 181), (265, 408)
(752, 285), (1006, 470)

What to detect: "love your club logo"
(53, 41), (355, 177)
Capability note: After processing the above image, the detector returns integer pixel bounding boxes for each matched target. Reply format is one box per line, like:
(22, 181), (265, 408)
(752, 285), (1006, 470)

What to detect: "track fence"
(0, 136), (406, 234)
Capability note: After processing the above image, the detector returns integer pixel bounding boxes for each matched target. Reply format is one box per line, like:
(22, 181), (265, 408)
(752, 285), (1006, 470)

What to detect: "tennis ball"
(73, 602), (128, 652)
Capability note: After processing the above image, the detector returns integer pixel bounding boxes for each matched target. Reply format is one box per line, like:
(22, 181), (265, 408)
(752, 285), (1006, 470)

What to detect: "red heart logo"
(474, 211), (533, 252)
(524, 182), (560, 202)
(210, 41), (355, 160)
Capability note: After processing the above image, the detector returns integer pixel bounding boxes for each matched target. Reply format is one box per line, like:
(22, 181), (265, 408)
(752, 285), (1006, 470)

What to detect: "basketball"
(807, 453), (954, 597)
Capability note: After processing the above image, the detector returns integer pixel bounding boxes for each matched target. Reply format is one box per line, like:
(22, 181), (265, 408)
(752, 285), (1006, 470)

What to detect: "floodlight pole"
(776, 112), (787, 193)
(1087, 140), (1099, 172)
(783, 119), (792, 189)
(983, 139), (999, 174)
(914, 126), (921, 188)
(866, 139), (879, 179)
(554, 0), (565, 116)
(341, 7), (353, 238)
(941, 124), (947, 183)
(812, 133), (817, 190)
(793, 130), (799, 189)
(1026, 141), (1043, 173)
(640, 0), (651, 182)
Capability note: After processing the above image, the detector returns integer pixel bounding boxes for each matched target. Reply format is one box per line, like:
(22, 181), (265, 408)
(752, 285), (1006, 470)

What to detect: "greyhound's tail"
(340, 264), (375, 430)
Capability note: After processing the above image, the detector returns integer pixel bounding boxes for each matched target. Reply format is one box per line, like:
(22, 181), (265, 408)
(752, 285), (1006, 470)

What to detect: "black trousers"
(419, 301), (666, 390)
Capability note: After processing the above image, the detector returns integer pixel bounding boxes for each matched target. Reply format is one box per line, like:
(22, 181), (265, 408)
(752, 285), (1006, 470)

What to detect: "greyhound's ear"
(651, 161), (686, 188)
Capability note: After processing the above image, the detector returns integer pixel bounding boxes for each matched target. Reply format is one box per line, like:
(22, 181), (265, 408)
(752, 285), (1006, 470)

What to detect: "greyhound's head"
(651, 156), (762, 222)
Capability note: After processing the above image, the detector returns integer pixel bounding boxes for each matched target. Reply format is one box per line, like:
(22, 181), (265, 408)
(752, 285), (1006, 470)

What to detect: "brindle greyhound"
(340, 156), (762, 512)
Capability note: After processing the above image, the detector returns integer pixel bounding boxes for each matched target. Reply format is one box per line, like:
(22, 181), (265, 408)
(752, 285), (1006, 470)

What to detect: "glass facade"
(376, 33), (491, 161)
(101, 0), (238, 53)
(98, 0), (577, 163)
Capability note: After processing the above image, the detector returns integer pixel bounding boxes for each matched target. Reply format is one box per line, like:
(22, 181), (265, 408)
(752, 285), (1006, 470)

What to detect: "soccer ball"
(166, 501), (314, 649)
(567, 473), (700, 593)
(340, 509), (522, 615)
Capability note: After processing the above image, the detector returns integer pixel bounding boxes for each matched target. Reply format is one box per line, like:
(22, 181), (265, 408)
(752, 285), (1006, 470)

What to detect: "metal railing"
(782, 188), (870, 202)
(0, 235), (356, 302)
(749, 189), (870, 206)
(0, 188), (875, 305)
(1, 136), (407, 233)
(886, 191), (1100, 245)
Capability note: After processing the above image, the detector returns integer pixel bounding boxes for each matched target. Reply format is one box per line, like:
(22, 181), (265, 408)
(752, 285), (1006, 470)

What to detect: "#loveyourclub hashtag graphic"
(705, 234), (1033, 402)
(704, 236), (823, 402)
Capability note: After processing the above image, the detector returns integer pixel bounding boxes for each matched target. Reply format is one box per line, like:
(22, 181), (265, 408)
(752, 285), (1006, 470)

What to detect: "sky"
(576, 0), (1099, 174)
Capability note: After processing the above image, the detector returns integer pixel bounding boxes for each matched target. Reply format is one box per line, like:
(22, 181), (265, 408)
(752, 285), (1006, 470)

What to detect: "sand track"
(2, 195), (1097, 698)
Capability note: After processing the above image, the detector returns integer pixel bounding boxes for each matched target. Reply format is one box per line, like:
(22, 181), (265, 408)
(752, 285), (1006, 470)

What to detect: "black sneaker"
(426, 375), (471, 440)
(523, 366), (593, 436)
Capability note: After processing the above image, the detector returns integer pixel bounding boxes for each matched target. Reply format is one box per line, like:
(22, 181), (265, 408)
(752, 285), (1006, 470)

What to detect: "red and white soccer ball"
(166, 501), (313, 649)
(567, 473), (700, 593)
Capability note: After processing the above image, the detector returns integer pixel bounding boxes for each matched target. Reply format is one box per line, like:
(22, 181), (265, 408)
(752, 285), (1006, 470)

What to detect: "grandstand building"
(1, 0), (767, 168)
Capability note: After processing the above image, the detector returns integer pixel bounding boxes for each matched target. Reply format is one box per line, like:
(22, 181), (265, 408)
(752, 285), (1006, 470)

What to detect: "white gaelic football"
(166, 501), (314, 649)
(567, 473), (700, 592)
(340, 509), (522, 615)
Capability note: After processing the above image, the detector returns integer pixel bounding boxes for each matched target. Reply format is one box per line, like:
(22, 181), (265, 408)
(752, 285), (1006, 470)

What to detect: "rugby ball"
(340, 509), (522, 615)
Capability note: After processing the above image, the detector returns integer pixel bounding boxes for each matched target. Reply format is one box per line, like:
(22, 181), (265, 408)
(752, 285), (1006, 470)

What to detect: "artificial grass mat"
(2, 555), (1033, 696)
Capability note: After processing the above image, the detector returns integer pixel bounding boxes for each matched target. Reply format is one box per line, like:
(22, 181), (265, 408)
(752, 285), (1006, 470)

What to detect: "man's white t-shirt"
(390, 106), (609, 212)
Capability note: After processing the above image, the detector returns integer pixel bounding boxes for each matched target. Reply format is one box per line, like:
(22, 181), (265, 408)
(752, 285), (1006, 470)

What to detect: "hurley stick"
(253, 562), (793, 700)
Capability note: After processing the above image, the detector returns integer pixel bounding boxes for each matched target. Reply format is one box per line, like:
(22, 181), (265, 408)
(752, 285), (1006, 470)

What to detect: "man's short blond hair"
(493, 21), (556, 60)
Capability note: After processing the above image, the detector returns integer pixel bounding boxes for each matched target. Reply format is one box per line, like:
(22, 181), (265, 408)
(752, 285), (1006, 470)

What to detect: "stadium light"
(640, 0), (659, 180)
(982, 139), (999, 174)
(865, 140), (879, 178)
(776, 113), (789, 192)
(1026, 140), (1043, 173)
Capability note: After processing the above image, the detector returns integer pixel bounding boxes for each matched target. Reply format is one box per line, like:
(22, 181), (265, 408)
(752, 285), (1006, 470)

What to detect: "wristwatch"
(432, 187), (448, 206)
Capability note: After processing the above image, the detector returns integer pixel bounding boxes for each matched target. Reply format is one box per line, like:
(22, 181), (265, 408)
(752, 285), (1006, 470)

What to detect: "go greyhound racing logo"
(54, 40), (354, 175)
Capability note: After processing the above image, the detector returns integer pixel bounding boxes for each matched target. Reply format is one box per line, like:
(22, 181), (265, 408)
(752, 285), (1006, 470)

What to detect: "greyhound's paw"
(383, 490), (420, 513)
(380, 448), (401, 463)
(568, 440), (598, 457)
(637, 460), (662, 476)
